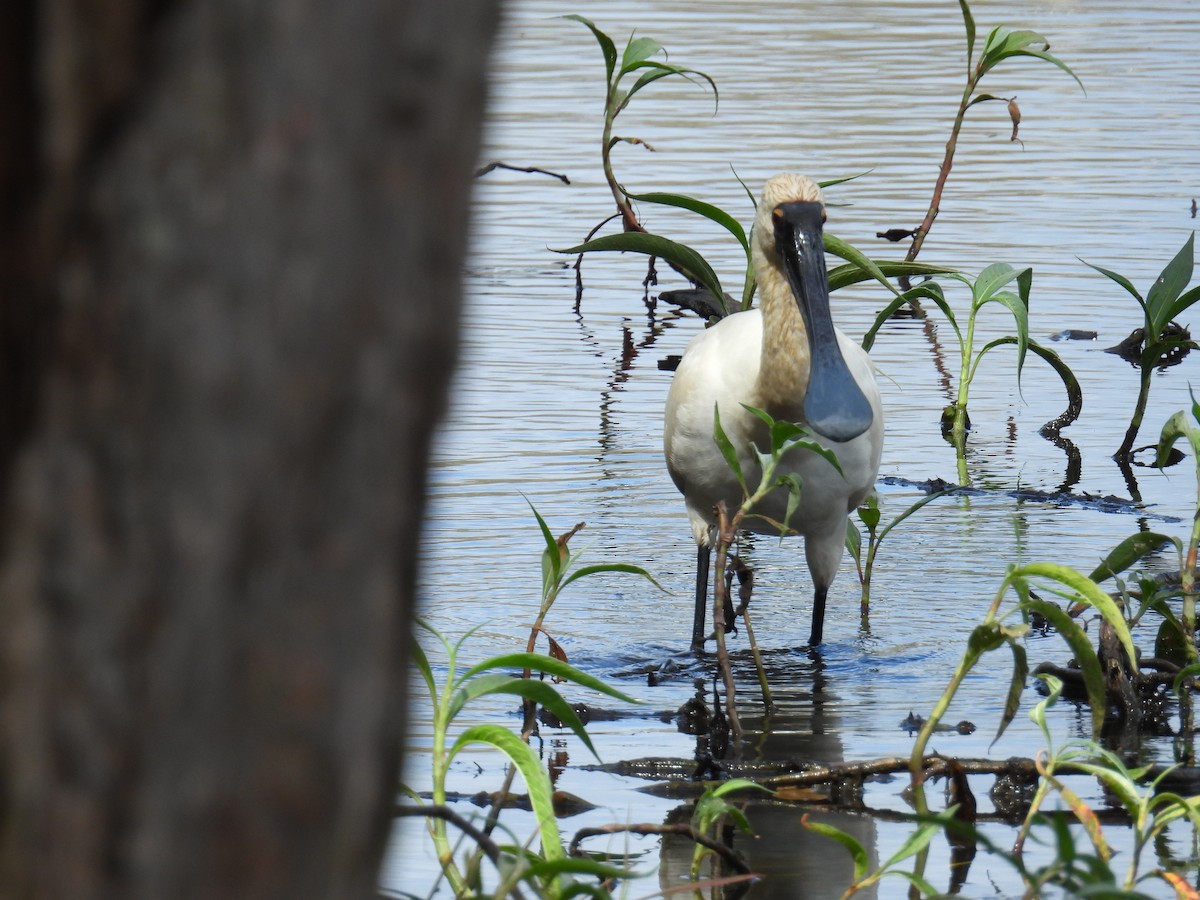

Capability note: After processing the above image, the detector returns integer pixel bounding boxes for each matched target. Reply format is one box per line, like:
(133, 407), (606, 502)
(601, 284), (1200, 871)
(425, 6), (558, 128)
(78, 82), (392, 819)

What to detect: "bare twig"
(474, 161), (570, 184)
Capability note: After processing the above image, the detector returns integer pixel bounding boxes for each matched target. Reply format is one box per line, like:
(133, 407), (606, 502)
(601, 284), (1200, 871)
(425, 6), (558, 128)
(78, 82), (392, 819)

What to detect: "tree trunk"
(0, 1), (499, 896)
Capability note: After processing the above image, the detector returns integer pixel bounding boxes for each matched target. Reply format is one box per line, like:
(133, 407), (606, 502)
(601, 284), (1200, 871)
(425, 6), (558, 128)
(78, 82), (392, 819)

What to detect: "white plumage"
(663, 174), (883, 649)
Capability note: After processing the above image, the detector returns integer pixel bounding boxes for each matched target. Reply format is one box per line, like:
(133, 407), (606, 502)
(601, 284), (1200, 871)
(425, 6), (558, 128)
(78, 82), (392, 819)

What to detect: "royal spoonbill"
(663, 173), (883, 650)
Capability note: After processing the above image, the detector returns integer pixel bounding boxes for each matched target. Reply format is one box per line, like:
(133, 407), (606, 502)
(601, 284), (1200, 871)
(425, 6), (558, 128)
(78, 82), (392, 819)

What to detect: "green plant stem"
(1118, 363), (1154, 459)
(860, 531), (878, 627)
(430, 669), (468, 894)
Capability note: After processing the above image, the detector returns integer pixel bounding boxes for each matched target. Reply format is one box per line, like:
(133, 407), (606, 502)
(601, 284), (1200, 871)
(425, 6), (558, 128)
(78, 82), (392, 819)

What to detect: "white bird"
(663, 173), (883, 650)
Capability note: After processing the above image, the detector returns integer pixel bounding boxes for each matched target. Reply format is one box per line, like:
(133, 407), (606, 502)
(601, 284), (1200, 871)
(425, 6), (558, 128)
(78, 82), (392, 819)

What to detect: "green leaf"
(524, 855), (646, 884)
(827, 261), (957, 293)
(1029, 673), (1063, 743)
(881, 815), (945, 868)
(875, 490), (950, 543)
(861, 280), (963, 352)
(560, 562), (667, 594)
(1017, 563), (1137, 675)
(1080, 255), (1142, 304)
(1167, 283), (1200, 325)
(563, 15), (617, 90)
(1087, 532), (1174, 582)
(714, 404), (747, 492)
(620, 35), (661, 72)
(959, 0), (977, 69)
(1019, 596), (1107, 738)
(778, 472), (804, 534)
(450, 673), (602, 759)
(460, 652), (641, 705)
(993, 637), (1028, 747)
(556, 232), (725, 312)
(816, 171), (874, 190)
(972, 262), (1024, 306)
(802, 817), (870, 882)
(451, 724), (563, 861)
(1156, 409), (1198, 467)
(526, 499), (565, 598)
(976, 337), (1081, 434)
(967, 622), (1007, 657)
(412, 638), (437, 704)
(845, 519), (862, 563)
(619, 60), (718, 112)
(978, 26), (1084, 93)
(823, 232), (903, 299)
(1146, 233), (1196, 336)
(624, 190), (749, 253)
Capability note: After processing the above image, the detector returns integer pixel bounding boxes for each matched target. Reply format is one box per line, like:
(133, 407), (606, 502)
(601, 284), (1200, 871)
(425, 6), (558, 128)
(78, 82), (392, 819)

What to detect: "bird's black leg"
(808, 584), (828, 646)
(691, 544), (711, 653)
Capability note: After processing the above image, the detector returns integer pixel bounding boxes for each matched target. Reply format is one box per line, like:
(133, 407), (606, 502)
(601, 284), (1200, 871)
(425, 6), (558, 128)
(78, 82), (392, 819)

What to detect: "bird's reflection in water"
(657, 646), (880, 898)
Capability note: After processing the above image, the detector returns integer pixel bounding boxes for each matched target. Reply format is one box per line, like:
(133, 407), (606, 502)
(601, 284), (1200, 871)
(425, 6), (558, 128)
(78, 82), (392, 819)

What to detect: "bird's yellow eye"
(772, 208), (784, 221)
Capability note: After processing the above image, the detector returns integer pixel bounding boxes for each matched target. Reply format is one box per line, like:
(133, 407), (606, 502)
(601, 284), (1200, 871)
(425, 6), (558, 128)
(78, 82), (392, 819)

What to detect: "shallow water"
(388, 0), (1200, 896)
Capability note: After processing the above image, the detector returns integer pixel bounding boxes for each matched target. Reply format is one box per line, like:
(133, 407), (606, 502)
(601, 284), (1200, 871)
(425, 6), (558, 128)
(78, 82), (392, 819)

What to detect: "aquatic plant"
(863, 263), (1080, 482)
(1085, 232), (1200, 459)
(406, 620), (639, 898)
(902, 0), (1084, 268)
(706, 404), (844, 730)
(559, 17), (948, 314)
(845, 489), (952, 622)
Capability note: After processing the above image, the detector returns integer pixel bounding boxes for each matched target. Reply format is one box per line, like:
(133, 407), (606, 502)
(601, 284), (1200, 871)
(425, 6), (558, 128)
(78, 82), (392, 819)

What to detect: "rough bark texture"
(0, 1), (499, 896)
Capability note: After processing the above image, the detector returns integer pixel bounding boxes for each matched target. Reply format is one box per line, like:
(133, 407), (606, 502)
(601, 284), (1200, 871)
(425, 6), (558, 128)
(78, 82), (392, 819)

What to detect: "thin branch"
(474, 161), (570, 184)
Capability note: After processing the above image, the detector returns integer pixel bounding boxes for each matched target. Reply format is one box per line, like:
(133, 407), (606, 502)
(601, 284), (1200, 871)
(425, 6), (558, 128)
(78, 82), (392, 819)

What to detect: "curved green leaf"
(827, 260), (956, 294)
(1088, 532), (1174, 583)
(451, 724), (563, 861)
(959, 0), (977, 69)
(1020, 596), (1106, 738)
(557, 232), (725, 312)
(1156, 409), (1199, 467)
(450, 673), (602, 759)
(620, 60), (717, 112)
(560, 562), (667, 594)
(824, 233), (902, 300)
(563, 15), (616, 89)
(625, 190), (748, 253)
(460, 652), (642, 705)
(1015, 562), (1136, 675)
(802, 817), (869, 882)
(994, 637), (1028, 746)
(975, 337), (1082, 433)
(714, 404), (747, 492)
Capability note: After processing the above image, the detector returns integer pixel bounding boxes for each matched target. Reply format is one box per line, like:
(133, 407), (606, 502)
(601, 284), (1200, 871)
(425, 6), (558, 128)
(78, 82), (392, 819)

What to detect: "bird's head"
(751, 173), (873, 443)
(752, 174), (825, 268)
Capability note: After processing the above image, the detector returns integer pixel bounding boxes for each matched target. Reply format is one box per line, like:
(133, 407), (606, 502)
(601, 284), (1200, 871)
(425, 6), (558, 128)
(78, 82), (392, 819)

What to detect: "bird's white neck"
(752, 255), (811, 419)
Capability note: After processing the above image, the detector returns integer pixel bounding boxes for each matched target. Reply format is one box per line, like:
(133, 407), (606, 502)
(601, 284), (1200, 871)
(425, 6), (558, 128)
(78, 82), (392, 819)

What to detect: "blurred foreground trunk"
(0, 1), (498, 896)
